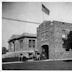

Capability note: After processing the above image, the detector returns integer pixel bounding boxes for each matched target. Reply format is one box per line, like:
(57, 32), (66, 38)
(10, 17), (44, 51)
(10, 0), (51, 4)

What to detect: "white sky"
(2, 2), (72, 49)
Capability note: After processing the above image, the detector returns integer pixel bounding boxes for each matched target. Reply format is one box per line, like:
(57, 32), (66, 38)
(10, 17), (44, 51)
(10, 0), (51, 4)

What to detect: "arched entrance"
(41, 45), (49, 59)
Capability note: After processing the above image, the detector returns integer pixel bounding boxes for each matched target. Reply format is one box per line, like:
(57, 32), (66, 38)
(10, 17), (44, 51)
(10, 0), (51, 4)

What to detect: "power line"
(2, 17), (40, 24)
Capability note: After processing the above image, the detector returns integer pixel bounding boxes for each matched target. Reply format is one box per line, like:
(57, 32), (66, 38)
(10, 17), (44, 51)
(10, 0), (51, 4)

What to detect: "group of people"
(19, 50), (47, 62)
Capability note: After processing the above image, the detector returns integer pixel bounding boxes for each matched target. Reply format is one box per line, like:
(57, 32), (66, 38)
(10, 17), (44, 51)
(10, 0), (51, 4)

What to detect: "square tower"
(37, 21), (72, 59)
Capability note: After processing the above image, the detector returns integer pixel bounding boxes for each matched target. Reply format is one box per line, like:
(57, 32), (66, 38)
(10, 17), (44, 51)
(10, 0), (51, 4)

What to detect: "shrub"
(2, 57), (20, 62)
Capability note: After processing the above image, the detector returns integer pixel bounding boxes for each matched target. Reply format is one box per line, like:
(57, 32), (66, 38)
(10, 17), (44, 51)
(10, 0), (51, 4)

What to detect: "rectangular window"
(33, 40), (35, 48)
(29, 40), (35, 48)
(29, 40), (31, 47)
(20, 40), (23, 49)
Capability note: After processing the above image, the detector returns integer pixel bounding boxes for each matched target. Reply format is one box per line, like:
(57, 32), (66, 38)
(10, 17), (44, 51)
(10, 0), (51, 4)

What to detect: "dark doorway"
(41, 45), (49, 59)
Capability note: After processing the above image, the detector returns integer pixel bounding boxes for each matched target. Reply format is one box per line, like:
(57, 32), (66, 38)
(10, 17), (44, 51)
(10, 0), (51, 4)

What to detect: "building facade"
(8, 33), (37, 57)
(37, 21), (72, 59)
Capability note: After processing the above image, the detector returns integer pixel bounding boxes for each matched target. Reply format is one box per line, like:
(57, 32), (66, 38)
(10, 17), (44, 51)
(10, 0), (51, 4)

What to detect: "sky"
(2, 2), (72, 49)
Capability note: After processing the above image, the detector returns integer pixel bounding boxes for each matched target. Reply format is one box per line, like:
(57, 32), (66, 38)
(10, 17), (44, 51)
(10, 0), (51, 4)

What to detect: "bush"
(2, 57), (20, 62)
(22, 56), (28, 61)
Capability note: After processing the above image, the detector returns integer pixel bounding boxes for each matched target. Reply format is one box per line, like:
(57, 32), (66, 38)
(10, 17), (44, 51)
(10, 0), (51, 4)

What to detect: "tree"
(62, 31), (72, 51)
(2, 47), (8, 54)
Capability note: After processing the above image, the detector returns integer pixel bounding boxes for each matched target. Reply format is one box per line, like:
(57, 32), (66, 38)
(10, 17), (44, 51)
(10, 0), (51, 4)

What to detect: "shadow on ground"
(2, 60), (72, 70)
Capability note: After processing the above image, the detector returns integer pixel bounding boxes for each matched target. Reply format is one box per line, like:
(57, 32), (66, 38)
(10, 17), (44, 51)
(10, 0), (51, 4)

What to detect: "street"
(2, 60), (72, 70)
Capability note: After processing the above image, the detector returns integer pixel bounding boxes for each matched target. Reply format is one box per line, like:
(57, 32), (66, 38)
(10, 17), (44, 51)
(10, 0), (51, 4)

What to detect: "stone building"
(37, 21), (72, 60)
(8, 33), (37, 57)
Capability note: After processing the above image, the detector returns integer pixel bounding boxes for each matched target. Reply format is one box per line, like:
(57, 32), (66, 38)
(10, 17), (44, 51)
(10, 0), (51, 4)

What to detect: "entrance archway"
(41, 45), (49, 59)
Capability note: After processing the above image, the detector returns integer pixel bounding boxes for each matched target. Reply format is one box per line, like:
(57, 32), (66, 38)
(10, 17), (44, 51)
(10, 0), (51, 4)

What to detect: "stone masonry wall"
(37, 20), (72, 59)
(9, 37), (37, 53)
(37, 21), (55, 59)
(53, 21), (72, 59)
